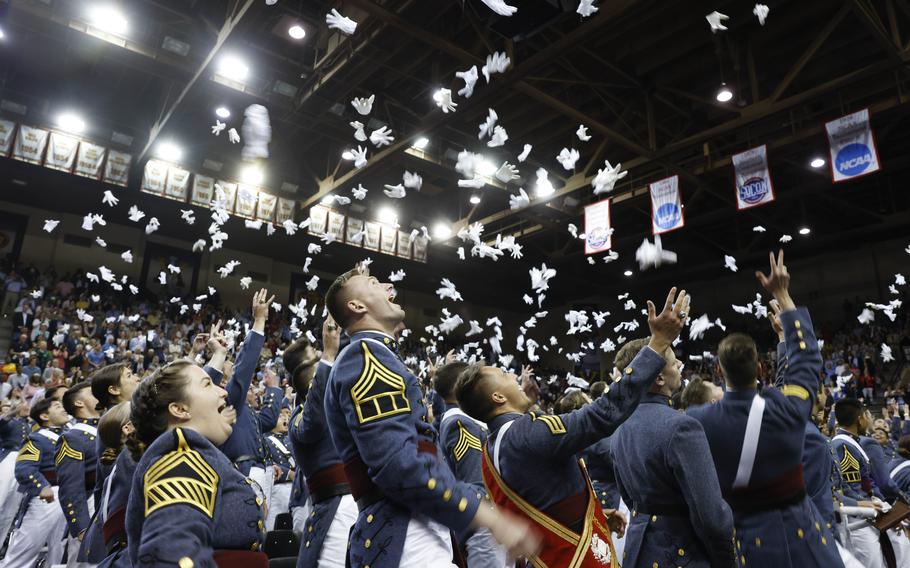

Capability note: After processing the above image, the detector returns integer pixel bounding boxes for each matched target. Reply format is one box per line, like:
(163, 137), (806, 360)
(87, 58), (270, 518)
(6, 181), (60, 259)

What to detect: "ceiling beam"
(137, 0), (256, 161)
(848, 0), (910, 67)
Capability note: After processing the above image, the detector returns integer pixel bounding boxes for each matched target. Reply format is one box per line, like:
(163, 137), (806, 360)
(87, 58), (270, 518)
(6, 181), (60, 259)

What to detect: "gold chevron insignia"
(16, 441), (39, 462)
(55, 438), (83, 466)
(839, 449), (861, 484)
(144, 428), (219, 518)
(780, 385), (809, 400)
(532, 413), (567, 436)
(453, 421), (482, 462)
(350, 342), (410, 425)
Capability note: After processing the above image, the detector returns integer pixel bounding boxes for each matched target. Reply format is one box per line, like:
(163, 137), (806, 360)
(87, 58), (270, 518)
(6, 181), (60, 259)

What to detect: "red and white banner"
(308, 205), (328, 235)
(413, 236), (428, 263)
(235, 185), (258, 219)
(346, 217), (364, 244)
(327, 211), (345, 241)
(191, 175), (215, 207)
(732, 144), (775, 210)
(276, 198), (296, 225)
(103, 150), (131, 186)
(826, 108), (881, 183)
(649, 175), (685, 235)
(363, 221), (381, 251)
(215, 181), (237, 211)
(74, 141), (106, 179)
(141, 160), (168, 195)
(256, 193), (277, 222)
(45, 132), (80, 172)
(0, 120), (16, 156)
(12, 125), (49, 164)
(397, 230), (412, 259)
(583, 198), (612, 255)
(164, 166), (191, 201)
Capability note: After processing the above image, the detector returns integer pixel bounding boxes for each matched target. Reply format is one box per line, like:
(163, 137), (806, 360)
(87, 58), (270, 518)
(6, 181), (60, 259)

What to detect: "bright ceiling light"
(476, 158), (497, 177)
(88, 5), (128, 35)
(469, 194), (481, 205)
(433, 222), (452, 239)
(715, 84), (734, 103)
(321, 195), (335, 206)
(623, 270), (633, 277)
(341, 149), (354, 161)
(798, 227), (811, 235)
(0, 27), (5, 40)
(156, 141), (182, 162)
(240, 165), (263, 185)
(810, 157), (826, 169)
(377, 207), (397, 225)
(215, 107), (230, 119)
(217, 55), (249, 81)
(57, 113), (85, 134)
(535, 177), (555, 197)
(412, 137), (429, 150)
(288, 25), (306, 40)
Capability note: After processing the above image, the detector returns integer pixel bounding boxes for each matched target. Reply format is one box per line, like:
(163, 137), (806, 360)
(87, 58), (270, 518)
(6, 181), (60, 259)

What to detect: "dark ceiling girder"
(848, 0), (910, 68)
(137, 0), (257, 162)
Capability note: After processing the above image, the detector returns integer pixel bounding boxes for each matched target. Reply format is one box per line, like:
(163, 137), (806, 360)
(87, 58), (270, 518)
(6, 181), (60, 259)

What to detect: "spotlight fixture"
(156, 141), (182, 162)
(469, 194), (481, 205)
(810, 157), (826, 169)
(433, 222), (452, 239)
(215, 107), (231, 119)
(798, 227), (811, 235)
(57, 113), (86, 134)
(378, 207), (397, 225)
(217, 55), (249, 81)
(288, 25), (306, 40)
(715, 83), (734, 103)
(476, 158), (497, 177)
(88, 5), (128, 35)
(240, 165), (263, 185)
(321, 195), (335, 206)
(535, 177), (555, 197)
(341, 150), (354, 161)
(412, 137), (429, 150)
(623, 270), (633, 277)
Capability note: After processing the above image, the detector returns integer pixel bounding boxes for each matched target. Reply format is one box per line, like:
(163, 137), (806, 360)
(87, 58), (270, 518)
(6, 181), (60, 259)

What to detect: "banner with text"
(45, 132), (79, 172)
(732, 144), (775, 210)
(826, 108), (881, 183)
(13, 125), (48, 164)
(583, 198), (613, 255)
(649, 175), (684, 235)
(74, 142), (106, 179)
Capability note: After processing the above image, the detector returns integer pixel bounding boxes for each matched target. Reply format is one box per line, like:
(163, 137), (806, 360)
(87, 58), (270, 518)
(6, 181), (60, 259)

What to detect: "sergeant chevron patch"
(351, 342), (411, 424)
(144, 428), (219, 518)
(453, 421), (482, 462)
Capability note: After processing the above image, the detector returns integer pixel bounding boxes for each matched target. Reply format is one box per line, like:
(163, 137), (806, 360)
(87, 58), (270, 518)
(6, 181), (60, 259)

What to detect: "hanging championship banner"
(103, 150), (131, 186)
(276, 198), (296, 225)
(380, 226), (397, 255)
(74, 141), (106, 179)
(12, 125), (49, 164)
(44, 132), (80, 172)
(141, 160), (168, 195)
(235, 185), (258, 219)
(363, 221), (381, 251)
(256, 193), (277, 222)
(583, 198), (612, 255)
(191, 175), (215, 207)
(0, 120), (17, 156)
(346, 217), (364, 245)
(732, 145), (775, 210)
(826, 108), (881, 182)
(308, 205), (328, 235)
(164, 166), (191, 202)
(413, 236), (428, 263)
(328, 211), (345, 241)
(649, 175), (685, 235)
(397, 230), (412, 259)
(215, 181), (237, 212)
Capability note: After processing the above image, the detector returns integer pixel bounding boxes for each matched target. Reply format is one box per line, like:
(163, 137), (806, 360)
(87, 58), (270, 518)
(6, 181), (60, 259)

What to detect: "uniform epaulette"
(453, 420), (482, 462)
(55, 437), (83, 466)
(144, 428), (219, 518)
(780, 385), (809, 400)
(16, 440), (39, 462)
(530, 412), (567, 435)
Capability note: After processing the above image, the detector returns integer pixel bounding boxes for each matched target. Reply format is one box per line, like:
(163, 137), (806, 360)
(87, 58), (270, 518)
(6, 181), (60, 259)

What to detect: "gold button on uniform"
(797, 528), (804, 538)
(799, 341), (806, 350)
(458, 498), (467, 512)
(625, 367), (633, 375)
(443, 489), (452, 502)
(427, 478), (437, 490)
(365, 539), (371, 549)
(651, 515), (657, 522)
(678, 548), (684, 556)
(178, 557), (194, 568)
(754, 538), (761, 547)
(367, 514), (374, 523)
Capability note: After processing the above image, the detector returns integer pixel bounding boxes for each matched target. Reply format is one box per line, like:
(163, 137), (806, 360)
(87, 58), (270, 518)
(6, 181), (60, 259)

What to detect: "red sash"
(481, 447), (618, 568)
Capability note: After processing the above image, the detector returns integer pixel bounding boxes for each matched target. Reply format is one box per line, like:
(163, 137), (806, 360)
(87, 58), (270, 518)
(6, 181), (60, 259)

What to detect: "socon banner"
(732, 144), (775, 210)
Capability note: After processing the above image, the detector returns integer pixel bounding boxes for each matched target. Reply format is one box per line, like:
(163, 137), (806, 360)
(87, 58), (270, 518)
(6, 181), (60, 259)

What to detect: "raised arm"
(224, 290), (272, 408)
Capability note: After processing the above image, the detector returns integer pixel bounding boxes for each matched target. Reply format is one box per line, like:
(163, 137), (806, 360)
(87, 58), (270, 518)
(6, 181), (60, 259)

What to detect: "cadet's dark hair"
(325, 267), (366, 331)
(555, 390), (588, 413)
(283, 338), (319, 397)
(680, 377), (714, 410)
(614, 338), (651, 375)
(62, 381), (92, 417)
(455, 363), (497, 423)
(30, 398), (55, 426)
(589, 381), (607, 400)
(127, 360), (194, 460)
(98, 402), (131, 466)
(90, 363), (129, 412)
(898, 435), (910, 459)
(834, 398), (864, 428)
(434, 362), (468, 401)
(718, 333), (759, 389)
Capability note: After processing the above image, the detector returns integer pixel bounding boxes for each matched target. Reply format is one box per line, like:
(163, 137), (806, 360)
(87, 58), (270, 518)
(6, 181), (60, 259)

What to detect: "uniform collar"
(487, 412), (522, 434)
(76, 417), (100, 426)
(642, 392), (673, 407)
(836, 428), (860, 440)
(349, 330), (400, 352)
(444, 401), (459, 412)
(723, 388), (758, 401)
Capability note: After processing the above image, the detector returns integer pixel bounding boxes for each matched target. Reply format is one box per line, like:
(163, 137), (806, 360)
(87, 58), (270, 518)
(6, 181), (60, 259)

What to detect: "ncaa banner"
(826, 108), (881, 182)
(74, 141), (106, 179)
(141, 160), (168, 195)
(649, 175), (685, 235)
(584, 198), (612, 255)
(103, 150), (131, 186)
(732, 145), (775, 210)
(45, 132), (80, 172)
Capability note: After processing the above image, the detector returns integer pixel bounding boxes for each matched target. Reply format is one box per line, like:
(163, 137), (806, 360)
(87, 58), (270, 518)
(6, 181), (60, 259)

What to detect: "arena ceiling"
(0, 0), (908, 309)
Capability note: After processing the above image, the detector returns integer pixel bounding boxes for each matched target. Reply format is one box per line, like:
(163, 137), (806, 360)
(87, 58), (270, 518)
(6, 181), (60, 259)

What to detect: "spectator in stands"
(6, 364), (28, 391)
(20, 356), (40, 380)
(86, 343), (105, 370)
